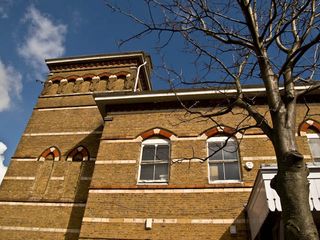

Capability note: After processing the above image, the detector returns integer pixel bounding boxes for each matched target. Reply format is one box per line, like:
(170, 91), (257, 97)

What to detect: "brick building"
(0, 52), (319, 239)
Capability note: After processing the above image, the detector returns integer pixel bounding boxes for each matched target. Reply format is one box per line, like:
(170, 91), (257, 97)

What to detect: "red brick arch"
(38, 146), (60, 161)
(49, 76), (63, 82)
(202, 126), (237, 139)
(66, 146), (90, 161)
(299, 119), (320, 136)
(98, 72), (111, 78)
(116, 72), (130, 79)
(66, 75), (80, 81)
(138, 128), (176, 140)
(82, 74), (95, 80)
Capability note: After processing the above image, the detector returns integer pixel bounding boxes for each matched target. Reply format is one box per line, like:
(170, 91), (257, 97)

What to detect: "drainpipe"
(134, 61), (147, 92)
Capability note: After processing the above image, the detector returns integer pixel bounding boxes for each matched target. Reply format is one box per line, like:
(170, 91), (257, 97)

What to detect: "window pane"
(140, 165), (154, 180)
(208, 142), (223, 160)
(142, 145), (155, 161)
(309, 138), (320, 161)
(155, 145), (169, 161)
(224, 162), (240, 180)
(209, 163), (224, 181)
(223, 142), (238, 160)
(154, 163), (168, 181)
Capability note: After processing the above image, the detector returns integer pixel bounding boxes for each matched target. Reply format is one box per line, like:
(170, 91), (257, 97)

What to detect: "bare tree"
(106, 0), (320, 239)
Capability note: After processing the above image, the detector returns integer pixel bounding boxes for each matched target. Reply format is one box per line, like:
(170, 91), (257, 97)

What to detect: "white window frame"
(207, 136), (241, 183)
(307, 133), (320, 162)
(138, 138), (170, 184)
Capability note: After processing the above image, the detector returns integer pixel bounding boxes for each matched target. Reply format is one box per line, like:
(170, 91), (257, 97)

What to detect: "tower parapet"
(43, 52), (152, 96)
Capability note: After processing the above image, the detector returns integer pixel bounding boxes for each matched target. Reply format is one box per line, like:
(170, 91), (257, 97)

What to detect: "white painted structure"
(247, 165), (320, 239)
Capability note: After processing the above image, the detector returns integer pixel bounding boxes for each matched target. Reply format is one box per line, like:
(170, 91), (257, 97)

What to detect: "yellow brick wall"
(79, 101), (320, 240)
(80, 191), (249, 240)
(2, 72), (320, 240)
(0, 161), (94, 201)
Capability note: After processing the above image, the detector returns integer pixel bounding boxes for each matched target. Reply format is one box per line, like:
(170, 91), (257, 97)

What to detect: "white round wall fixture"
(245, 161), (254, 170)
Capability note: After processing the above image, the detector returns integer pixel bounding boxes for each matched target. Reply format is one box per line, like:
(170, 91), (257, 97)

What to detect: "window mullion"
(221, 142), (226, 180)
(153, 144), (157, 180)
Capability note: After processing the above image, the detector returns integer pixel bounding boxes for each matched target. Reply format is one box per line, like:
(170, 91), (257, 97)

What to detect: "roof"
(94, 85), (319, 116)
(94, 85), (317, 104)
(45, 51), (151, 65)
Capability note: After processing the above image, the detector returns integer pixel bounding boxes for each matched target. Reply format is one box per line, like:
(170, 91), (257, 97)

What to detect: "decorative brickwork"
(38, 146), (61, 161)
(67, 146), (90, 162)
(138, 128), (176, 140)
(42, 72), (137, 96)
(299, 119), (320, 136)
(202, 126), (236, 138)
(66, 75), (80, 80)
(47, 59), (138, 71)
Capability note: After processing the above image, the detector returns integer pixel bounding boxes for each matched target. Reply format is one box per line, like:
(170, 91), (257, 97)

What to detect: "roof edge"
(45, 51), (149, 65)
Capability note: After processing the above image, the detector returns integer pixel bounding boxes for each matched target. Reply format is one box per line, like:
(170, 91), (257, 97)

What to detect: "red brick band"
(48, 72), (131, 83)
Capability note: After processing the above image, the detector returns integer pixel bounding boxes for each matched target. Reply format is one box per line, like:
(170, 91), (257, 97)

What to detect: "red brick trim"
(66, 145), (90, 161)
(203, 126), (236, 138)
(66, 75), (80, 81)
(48, 71), (131, 82)
(38, 146), (60, 161)
(82, 74), (95, 80)
(98, 72), (111, 78)
(116, 72), (130, 78)
(138, 128), (176, 140)
(49, 76), (63, 82)
(299, 119), (320, 136)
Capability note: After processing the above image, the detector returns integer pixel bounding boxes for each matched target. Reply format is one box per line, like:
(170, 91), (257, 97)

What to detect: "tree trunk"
(270, 106), (319, 239)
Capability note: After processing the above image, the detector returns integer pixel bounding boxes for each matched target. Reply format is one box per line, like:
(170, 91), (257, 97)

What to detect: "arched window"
(38, 146), (60, 161)
(66, 146), (89, 162)
(307, 133), (320, 162)
(139, 137), (170, 183)
(299, 120), (320, 162)
(207, 136), (240, 182)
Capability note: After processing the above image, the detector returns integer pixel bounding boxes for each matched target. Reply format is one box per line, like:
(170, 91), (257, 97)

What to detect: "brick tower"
(0, 52), (152, 240)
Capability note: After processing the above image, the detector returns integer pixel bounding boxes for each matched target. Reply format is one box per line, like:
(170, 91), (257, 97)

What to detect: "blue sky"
(0, 0), (318, 178)
(0, 0), (190, 169)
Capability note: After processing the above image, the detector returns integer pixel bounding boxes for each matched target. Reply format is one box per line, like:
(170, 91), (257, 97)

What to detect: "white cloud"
(0, 142), (8, 185)
(0, 59), (22, 111)
(18, 6), (67, 71)
(0, 7), (8, 19)
(0, 0), (13, 19)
